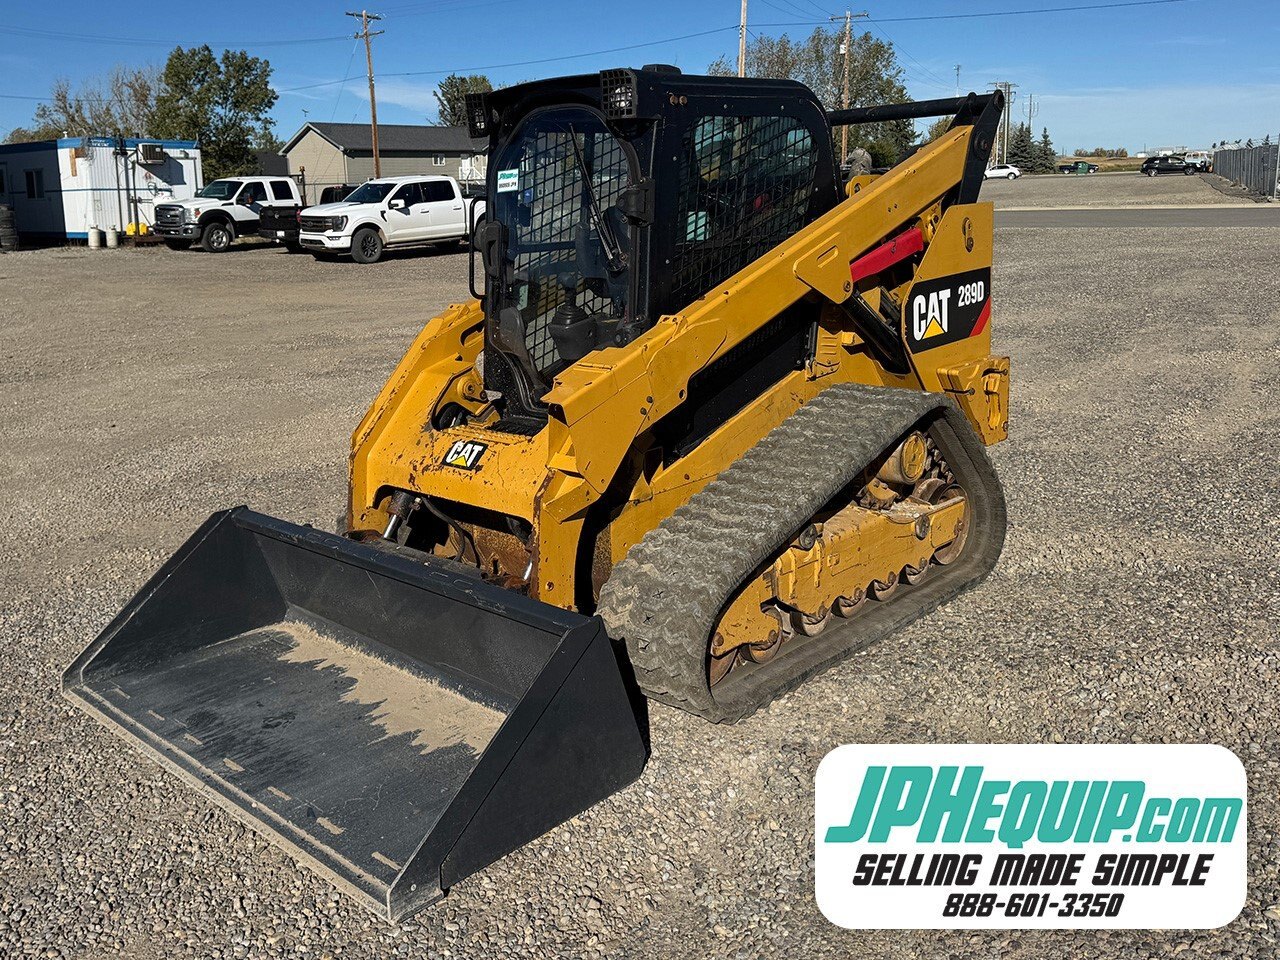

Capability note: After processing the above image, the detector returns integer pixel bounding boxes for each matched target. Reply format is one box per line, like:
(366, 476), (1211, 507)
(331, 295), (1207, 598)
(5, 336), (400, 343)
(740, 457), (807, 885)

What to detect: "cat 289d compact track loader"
(64, 68), (1010, 921)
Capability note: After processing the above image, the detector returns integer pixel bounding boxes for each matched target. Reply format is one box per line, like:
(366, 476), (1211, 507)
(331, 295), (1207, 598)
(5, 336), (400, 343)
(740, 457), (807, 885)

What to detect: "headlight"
(186, 207), (200, 221)
(330, 217), (347, 231)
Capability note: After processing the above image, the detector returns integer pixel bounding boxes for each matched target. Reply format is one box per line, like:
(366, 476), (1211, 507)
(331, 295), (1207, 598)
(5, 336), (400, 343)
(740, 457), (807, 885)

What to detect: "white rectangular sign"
(815, 744), (1246, 929)
(496, 168), (520, 193)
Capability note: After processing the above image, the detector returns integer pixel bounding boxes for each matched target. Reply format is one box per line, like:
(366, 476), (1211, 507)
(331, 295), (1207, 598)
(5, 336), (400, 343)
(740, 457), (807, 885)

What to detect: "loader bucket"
(63, 508), (648, 921)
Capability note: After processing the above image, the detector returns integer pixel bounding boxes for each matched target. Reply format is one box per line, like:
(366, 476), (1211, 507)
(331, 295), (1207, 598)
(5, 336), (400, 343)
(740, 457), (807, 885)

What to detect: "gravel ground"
(984, 170), (1251, 208)
(2, 207), (1278, 959)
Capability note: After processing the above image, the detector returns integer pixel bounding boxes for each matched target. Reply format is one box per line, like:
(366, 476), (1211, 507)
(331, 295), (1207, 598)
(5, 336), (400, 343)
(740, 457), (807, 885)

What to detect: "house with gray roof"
(281, 122), (487, 203)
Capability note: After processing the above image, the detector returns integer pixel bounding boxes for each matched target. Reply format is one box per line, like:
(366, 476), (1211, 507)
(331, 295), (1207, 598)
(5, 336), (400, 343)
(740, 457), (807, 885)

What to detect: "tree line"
(4, 46), (279, 180)
(1074, 146), (1128, 158)
(709, 27), (915, 167)
(1007, 123), (1059, 173)
(6, 29), (1061, 180)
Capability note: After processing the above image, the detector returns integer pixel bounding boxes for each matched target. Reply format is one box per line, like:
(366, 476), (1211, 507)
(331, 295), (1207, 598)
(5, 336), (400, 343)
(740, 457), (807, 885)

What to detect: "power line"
(2, 23), (741, 105)
(3, 0), (1194, 106)
(279, 25), (739, 93)
(797, 0), (841, 18)
(0, 25), (348, 47)
(884, 0), (1191, 21)
(757, 0), (826, 21)
(754, 0), (1192, 26)
(330, 40), (363, 123)
(865, 18), (954, 90)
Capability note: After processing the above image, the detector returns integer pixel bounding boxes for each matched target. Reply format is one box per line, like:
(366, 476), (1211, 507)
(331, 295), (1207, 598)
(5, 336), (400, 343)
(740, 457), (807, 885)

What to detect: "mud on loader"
(64, 68), (1010, 921)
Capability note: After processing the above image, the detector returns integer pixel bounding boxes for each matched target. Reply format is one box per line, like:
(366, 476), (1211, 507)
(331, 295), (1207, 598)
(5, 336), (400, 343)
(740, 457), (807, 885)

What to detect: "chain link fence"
(1212, 138), (1280, 199)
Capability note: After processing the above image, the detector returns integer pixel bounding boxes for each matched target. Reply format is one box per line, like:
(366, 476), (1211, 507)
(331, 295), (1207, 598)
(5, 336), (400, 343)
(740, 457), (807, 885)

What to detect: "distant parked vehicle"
(1058, 160), (1099, 174)
(984, 164), (1021, 180)
(299, 175), (484, 264)
(319, 184), (358, 205)
(257, 206), (304, 252)
(154, 176), (304, 252)
(259, 185), (359, 252)
(1141, 155), (1194, 177)
(1183, 151), (1212, 172)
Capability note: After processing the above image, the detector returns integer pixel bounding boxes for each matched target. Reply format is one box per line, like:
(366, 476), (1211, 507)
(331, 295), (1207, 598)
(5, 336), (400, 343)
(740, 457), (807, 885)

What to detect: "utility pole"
(989, 80), (1017, 165)
(738, 0), (748, 78)
(347, 10), (385, 177)
(1023, 92), (1038, 128)
(829, 10), (868, 164)
(954, 64), (961, 97)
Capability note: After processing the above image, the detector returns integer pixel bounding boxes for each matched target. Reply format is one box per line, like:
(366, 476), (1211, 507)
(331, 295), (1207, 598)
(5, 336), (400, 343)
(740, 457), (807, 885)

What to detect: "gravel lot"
(2, 196), (1278, 959)
(984, 170), (1251, 208)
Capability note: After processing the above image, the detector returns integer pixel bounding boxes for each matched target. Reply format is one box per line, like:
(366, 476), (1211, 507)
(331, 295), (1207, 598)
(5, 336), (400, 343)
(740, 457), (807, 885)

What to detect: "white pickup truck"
(298, 175), (484, 263)
(153, 176), (304, 253)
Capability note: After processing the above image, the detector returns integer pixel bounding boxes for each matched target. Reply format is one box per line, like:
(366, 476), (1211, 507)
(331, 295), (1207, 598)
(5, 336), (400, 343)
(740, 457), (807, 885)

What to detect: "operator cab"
(468, 67), (841, 425)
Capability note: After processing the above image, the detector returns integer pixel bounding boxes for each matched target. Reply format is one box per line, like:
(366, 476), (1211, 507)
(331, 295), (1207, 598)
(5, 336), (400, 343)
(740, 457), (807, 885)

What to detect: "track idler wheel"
(834, 588), (866, 618)
(870, 571), (900, 601)
(933, 484), (969, 565)
(791, 606), (833, 637)
(740, 609), (790, 665)
(903, 563), (932, 585)
(708, 644), (739, 686)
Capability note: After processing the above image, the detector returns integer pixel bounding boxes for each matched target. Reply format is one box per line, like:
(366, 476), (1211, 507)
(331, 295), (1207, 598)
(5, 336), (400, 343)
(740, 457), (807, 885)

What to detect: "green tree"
(4, 66), (161, 143)
(434, 74), (493, 127)
(1006, 122), (1036, 170)
(709, 27), (913, 166)
(924, 117), (951, 143)
(151, 46), (278, 178)
(1031, 127), (1057, 174)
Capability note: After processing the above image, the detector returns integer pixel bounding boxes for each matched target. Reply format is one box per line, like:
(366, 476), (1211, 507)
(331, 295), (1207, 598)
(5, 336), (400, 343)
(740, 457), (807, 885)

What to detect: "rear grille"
(155, 205), (185, 227)
(300, 216), (331, 232)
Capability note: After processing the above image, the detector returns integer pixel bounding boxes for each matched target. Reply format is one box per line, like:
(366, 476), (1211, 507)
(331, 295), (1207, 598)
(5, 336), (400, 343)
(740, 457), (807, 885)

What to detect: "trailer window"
(670, 115), (817, 311)
(25, 169), (45, 200)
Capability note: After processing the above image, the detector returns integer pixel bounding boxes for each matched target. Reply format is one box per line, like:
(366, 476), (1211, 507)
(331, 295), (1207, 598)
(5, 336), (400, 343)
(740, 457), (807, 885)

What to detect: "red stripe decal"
(849, 228), (925, 285)
(971, 299), (992, 337)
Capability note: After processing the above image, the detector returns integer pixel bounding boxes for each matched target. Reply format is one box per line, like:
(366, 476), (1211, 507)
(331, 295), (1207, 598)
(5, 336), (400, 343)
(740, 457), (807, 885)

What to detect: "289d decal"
(907, 268), (992, 352)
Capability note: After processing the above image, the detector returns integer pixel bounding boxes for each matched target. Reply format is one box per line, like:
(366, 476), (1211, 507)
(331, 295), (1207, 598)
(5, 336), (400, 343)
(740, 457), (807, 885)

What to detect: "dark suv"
(1141, 155), (1194, 177)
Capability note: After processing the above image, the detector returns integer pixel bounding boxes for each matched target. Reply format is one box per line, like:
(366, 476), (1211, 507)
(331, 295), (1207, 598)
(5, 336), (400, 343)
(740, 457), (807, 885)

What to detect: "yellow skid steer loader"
(64, 67), (1010, 921)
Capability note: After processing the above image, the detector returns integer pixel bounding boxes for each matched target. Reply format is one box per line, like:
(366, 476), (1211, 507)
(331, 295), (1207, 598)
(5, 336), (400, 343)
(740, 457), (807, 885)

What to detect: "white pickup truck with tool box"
(153, 176), (304, 252)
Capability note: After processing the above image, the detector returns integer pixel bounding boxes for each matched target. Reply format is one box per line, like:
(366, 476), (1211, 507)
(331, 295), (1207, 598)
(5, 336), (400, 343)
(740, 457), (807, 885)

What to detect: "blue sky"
(1, 0), (1276, 153)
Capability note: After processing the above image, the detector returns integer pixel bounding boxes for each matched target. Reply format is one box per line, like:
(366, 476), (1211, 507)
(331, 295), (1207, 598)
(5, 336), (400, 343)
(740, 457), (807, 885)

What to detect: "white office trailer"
(0, 136), (201, 241)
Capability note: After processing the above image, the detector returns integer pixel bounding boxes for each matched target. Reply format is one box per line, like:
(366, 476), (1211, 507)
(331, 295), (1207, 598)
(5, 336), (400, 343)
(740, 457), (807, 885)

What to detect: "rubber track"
(597, 382), (1007, 723)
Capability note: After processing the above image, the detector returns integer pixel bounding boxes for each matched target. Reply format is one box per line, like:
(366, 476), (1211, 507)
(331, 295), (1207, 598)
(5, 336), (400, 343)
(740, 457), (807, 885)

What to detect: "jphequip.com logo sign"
(815, 745), (1246, 929)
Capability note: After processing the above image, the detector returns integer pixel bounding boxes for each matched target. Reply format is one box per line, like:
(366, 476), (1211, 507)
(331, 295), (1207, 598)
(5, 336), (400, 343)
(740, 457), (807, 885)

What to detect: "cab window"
(393, 182), (422, 206)
(422, 180), (456, 202)
(239, 182), (268, 203)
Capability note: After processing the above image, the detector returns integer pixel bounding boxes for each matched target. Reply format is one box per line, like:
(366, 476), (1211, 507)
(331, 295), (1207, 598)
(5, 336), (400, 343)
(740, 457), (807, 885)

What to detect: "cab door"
(422, 179), (464, 239)
(386, 182), (429, 241)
